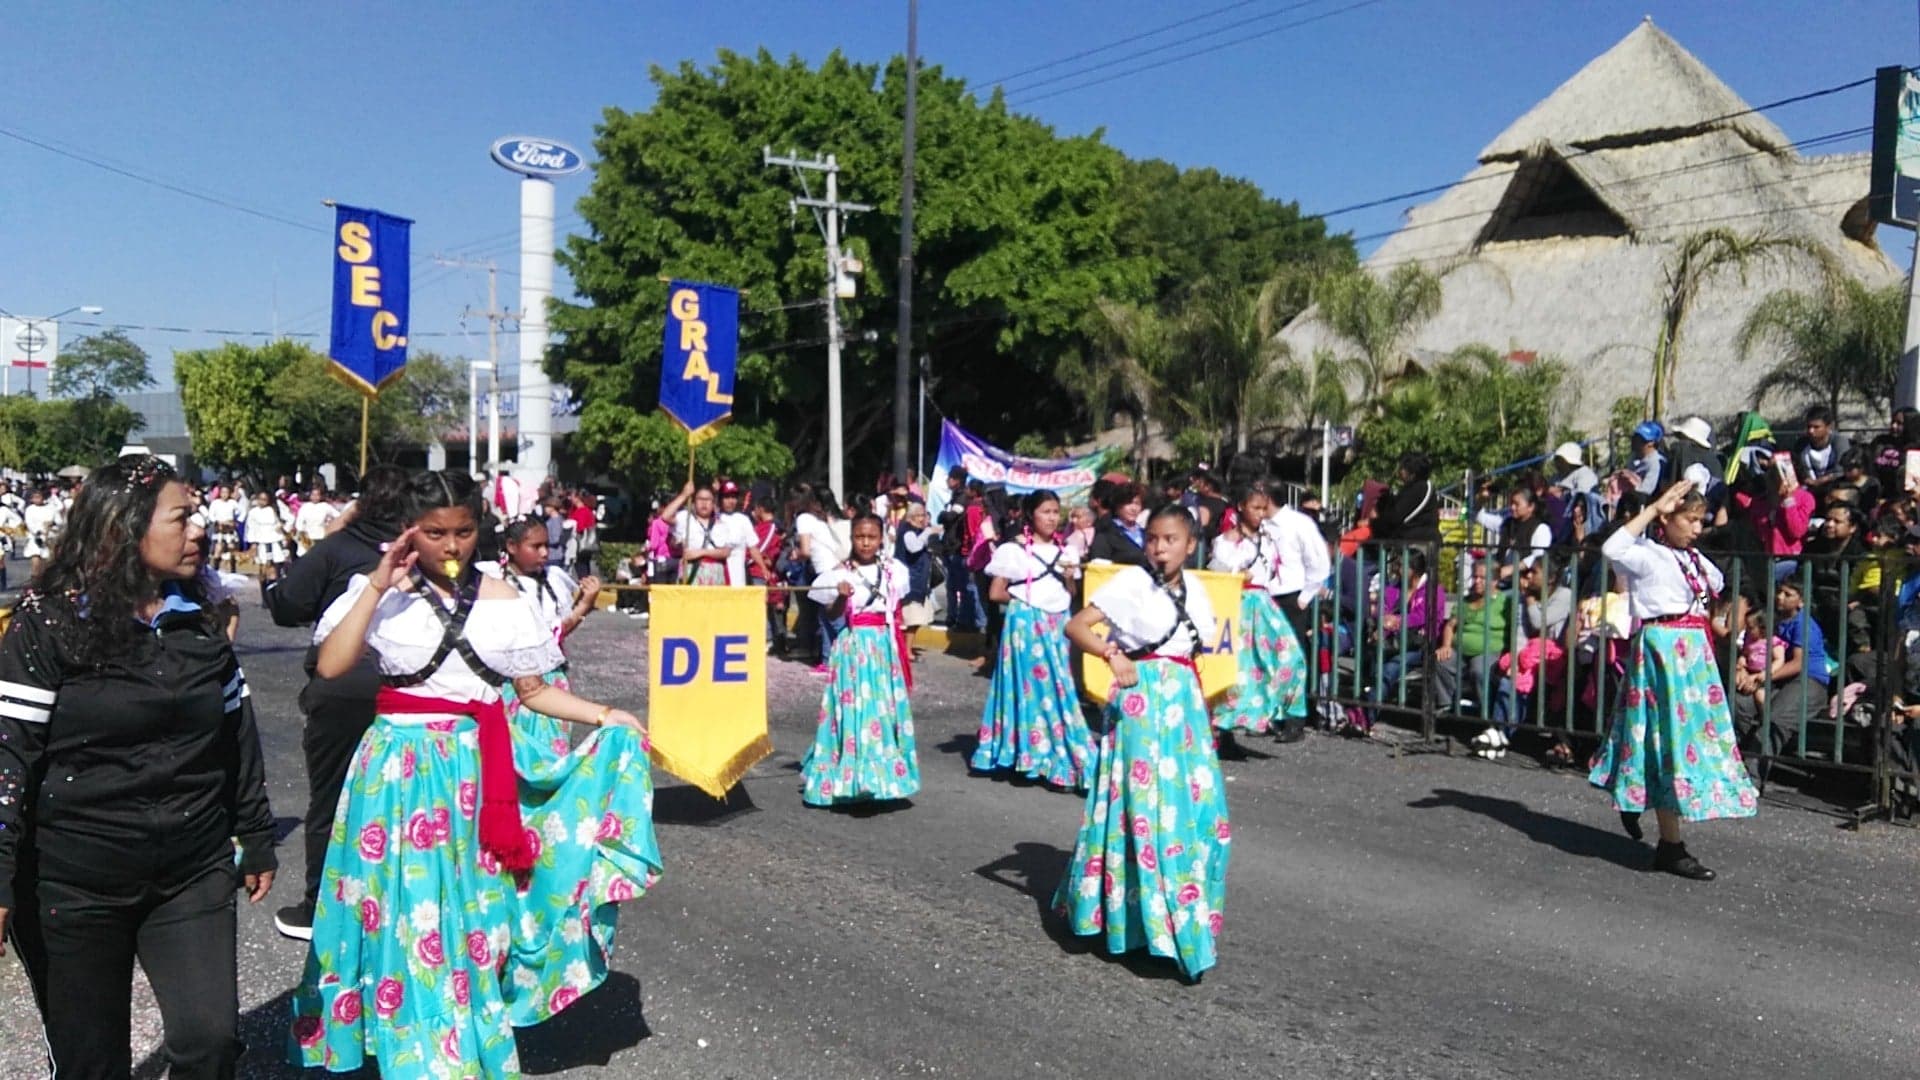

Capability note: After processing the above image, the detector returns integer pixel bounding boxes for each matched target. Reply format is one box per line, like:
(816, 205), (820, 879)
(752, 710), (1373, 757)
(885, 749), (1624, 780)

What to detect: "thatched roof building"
(1282, 18), (1901, 433)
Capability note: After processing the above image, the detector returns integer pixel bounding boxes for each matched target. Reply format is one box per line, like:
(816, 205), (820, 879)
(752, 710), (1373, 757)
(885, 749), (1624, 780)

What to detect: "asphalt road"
(2, 605), (1917, 1079)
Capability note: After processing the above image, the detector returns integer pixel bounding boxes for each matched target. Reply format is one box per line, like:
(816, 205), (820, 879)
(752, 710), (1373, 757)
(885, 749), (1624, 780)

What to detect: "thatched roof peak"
(1479, 18), (1792, 163)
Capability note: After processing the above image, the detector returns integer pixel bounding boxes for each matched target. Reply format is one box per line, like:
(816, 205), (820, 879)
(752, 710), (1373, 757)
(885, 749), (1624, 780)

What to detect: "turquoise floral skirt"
(289, 713), (661, 1079)
(1053, 658), (1230, 980)
(501, 666), (572, 772)
(801, 622), (920, 806)
(1588, 625), (1758, 821)
(1212, 589), (1308, 734)
(972, 600), (1093, 789)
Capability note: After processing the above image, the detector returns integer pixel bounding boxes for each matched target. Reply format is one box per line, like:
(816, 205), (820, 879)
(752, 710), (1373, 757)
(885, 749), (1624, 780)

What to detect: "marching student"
(1588, 480), (1758, 881)
(289, 471), (660, 1079)
(496, 514), (603, 766)
(21, 487), (61, 579)
(1263, 488), (1332, 742)
(1209, 483), (1307, 741)
(1055, 504), (1228, 982)
(800, 513), (919, 807)
(676, 484), (739, 585)
(245, 489), (292, 601)
(0, 455), (277, 1080)
(972, 489), (1093, 789)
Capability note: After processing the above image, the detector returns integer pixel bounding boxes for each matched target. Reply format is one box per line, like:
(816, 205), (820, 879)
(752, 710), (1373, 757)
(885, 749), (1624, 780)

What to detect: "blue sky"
(1, 0), (1910, 386)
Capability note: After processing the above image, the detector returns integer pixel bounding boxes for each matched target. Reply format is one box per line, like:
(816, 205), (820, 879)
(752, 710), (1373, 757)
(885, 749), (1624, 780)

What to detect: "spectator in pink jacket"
(1731, 461), (1814, 557)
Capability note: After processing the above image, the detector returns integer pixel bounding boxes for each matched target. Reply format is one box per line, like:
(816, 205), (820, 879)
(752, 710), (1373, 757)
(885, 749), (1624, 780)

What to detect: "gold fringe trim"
(649, 732), (775, 800)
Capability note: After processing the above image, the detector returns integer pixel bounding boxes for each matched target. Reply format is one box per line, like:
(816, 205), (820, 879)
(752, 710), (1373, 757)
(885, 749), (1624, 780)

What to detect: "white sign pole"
(516, 177), (555, 487)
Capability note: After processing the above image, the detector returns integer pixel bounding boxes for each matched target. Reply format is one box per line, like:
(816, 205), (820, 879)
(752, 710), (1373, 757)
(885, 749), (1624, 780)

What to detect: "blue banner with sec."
(659, 279), (738, 444)
(328, 204), (412, 395)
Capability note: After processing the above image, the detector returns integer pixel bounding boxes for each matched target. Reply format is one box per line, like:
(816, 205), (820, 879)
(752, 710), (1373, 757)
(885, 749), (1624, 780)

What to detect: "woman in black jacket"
(264, 464), (407, 941)
(1373, 452), (1441, 543)
(0, 454), (277, 1080)
(1086, 480), (1152, 568)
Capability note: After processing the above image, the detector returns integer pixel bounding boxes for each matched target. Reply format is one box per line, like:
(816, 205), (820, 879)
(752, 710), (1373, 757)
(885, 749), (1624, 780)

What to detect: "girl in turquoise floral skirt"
(801, 513), (920, 806)
(1208, 482), (1308, 741)
(1588, 480), (1756, 882)
(288, 472), (661, 1080)
(496, 514), (604, 770)
(1056, 503), (1227, 981)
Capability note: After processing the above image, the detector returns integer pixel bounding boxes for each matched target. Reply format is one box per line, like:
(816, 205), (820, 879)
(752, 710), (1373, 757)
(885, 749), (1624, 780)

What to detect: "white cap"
(1674, 416), (1713, 448)
(1552, 441), (1583, 466)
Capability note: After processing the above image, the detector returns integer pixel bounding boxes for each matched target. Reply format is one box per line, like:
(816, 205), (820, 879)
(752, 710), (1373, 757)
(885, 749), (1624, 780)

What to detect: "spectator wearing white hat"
(1662, 416), (1724, 503)
(1550, 442), (1599, 496)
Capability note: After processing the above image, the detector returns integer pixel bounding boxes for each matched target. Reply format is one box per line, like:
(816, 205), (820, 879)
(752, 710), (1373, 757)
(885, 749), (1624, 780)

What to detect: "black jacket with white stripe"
(0, 593), (276, 909)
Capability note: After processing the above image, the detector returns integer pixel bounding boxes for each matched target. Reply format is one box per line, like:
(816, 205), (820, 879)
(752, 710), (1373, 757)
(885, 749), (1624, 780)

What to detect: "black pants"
(1272, 591), (1313, 642)
(298, 677), (377, 908)
(10, 862), (240, 1080)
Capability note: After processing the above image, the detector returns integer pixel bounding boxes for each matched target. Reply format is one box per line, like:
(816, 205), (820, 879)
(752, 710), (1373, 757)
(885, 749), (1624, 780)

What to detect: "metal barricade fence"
(1302, 538), (1916, 822)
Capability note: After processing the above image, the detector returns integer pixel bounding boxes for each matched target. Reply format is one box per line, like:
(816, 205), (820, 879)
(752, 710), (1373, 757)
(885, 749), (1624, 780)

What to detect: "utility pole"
(765, 147), (872, 501)
(435, 254), (512, 473)
(893, 0), (919, 481)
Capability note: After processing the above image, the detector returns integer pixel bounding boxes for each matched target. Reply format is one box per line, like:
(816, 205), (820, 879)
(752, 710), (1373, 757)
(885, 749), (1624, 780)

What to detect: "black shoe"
(1273, 721), (1307, 744)
(1652, 842), (1715, 881)
(274, 901), (315, 941)
(1618, 810), (1644, 841)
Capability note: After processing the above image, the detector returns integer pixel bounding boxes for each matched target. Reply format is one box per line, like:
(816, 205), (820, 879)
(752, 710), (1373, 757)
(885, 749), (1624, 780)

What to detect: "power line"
(0, 124), (327, 234)
(986, 0), (1316, 90)
(1008, 0), (1388, 105)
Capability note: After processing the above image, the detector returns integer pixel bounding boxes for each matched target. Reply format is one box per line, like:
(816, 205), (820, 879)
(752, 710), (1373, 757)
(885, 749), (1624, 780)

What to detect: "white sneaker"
(1471, 728), (1496, 748)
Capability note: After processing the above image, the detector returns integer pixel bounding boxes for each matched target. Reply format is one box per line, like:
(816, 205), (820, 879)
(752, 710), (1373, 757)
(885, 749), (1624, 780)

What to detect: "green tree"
(1081, 298), (1174, 470)
(1115, 158), (1355, 309)
(1310, 262), (1446, 408)
(50, 329), (154, 399)
(1650, 228), (1836, 417)
(0, 396), (143, 472)
(1352, 343), (1570, 484)
(175, 340), (465, 475)
(1738, 277), (1905, 416)
(551, 49), (1151, 486)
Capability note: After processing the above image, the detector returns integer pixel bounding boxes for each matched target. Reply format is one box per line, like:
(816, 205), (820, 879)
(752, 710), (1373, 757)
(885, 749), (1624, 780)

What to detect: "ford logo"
(490, 136), (586, 178)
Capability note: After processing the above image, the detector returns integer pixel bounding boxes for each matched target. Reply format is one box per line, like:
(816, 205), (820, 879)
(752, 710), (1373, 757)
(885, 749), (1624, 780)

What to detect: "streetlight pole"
(0, 304), (103, 396)
(468, 360), (494, 478)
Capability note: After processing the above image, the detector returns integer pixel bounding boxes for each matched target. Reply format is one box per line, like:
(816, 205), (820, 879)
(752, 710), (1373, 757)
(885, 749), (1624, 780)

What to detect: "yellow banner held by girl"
(646, 585), (773, 798)
(1078, 564), (1243, 706)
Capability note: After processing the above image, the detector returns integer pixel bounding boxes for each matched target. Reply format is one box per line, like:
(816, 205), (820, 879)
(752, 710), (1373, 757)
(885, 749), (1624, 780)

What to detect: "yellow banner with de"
(645, 585), (773, 798)
(1078, 564), (1244, 706)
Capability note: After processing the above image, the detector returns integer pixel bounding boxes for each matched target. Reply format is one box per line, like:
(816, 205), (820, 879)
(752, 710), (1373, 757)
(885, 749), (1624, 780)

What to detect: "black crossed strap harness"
(845, 560), (890, 609)
(381, 567), (512, 689)
(1023, 538), (1070, 590)
(1127, 570), (1202, 661)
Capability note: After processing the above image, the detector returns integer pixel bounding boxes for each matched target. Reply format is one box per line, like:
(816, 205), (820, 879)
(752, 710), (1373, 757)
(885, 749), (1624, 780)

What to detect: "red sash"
(849, 611), (914, 692)
(374, 688), (534, 872)
(1647, 614), (1710, 630)
(1137, 653), (1199, 675)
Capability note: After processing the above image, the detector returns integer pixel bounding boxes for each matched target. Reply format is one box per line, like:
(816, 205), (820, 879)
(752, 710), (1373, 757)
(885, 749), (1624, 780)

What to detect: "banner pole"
(359, 397), (369, 478)
(687, 436), (696, 488)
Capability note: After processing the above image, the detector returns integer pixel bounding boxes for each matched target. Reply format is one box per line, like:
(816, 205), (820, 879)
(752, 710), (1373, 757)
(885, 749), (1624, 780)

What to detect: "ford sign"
(490, 136), (586, 178)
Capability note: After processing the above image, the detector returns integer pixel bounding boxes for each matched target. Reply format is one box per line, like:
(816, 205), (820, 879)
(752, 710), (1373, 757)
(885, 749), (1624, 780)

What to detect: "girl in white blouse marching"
(494, 514), (605, 766)
(971, 489), (1093, 790)
(1054, 504), (1230, 983)
(288, 472), (660, 1079)
(799, 513), (920, 807)
(1208, 482), (1308, 744)
(1588, 481), (1757, 882)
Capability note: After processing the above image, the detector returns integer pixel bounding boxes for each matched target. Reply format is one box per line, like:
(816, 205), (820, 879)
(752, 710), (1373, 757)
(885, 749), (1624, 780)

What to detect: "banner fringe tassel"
(650, 732), (774, 801)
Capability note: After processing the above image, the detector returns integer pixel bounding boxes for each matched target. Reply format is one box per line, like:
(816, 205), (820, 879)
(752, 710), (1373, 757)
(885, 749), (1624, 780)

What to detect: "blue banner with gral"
(659, 279), (738, 444)
(328, 204), (412, 395)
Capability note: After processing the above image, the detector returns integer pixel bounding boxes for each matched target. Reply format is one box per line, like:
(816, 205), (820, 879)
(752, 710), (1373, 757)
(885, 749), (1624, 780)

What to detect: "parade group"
(0, 428), (1773, 1078)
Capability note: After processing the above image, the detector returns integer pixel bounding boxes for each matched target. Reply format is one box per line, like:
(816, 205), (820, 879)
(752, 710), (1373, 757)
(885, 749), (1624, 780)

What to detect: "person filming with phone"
(1730, 446), (1815, 563)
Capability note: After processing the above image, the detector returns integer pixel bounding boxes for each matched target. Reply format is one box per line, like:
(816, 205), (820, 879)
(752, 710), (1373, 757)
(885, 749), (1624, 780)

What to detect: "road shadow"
(272, 815), (304, 844)
(135, 988), (328, 1080)
(974, 841), (1199, 984)
(934, 733), (980, 759)
(654, 783), (759, 827)
(1406, 787), (1648, 870)
(517, 971), (651, 1074)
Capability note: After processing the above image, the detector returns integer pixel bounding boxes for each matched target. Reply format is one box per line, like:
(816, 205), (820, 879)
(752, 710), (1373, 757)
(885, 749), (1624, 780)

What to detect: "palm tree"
(1650, 228), (1837, 418)
(1431, 343), (1574, 452)
(1310, 262), (1445, 409)
(1738, 277), (1906, 416)
(1082, 299), (1174, 469)
(1052, 347), (1120, 442)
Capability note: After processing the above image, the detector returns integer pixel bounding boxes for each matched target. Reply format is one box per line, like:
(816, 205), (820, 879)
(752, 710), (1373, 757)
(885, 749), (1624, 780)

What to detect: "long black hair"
(29, 454), (212, 665)
(355, 464), (411, 538)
